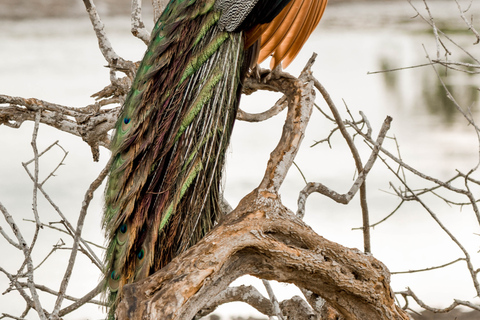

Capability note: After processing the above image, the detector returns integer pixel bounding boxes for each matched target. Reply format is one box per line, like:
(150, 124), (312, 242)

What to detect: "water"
(1, 1), (479, 318)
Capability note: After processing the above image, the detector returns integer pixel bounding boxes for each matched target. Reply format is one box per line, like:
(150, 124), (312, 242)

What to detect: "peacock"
(102, 0), (328, 317)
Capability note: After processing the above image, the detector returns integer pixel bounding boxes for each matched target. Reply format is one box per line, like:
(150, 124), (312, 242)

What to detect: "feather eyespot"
(110, 270), (120, 280)
(137, 249), (145, 260)
(121, 118), (132, 132)
(116, 223), (128, 245)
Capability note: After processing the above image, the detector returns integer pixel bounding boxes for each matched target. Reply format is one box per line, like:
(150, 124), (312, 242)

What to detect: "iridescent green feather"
(102, 0), (246, 318)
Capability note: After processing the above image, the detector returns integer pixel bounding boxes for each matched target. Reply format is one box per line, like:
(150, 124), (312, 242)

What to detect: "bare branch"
(379, 156), (480, 297)
(0, 224), (21, 249)
(454, 0), (480, 44)
(16, 281), (105, 308)
(58, 281), (106, 317)
(30, 111), (41, 228)
(196, 285), (274, 318)
(392, 258), (466, 275)
(82, 0), (137, 75)
(131, 0), (151, 45)
(408, 0), (479, 64)
(0, 202), (46, 320)
(51, 158), (111, 317)
(399, 288), (480, 313)
(0, 95), (118, 160)
(254, 57), (316, 193)
(19, 142), (104, 270)
(262, 280), (284, 320)
(296, 114), (391, 220)
(236, 95), (288, 122)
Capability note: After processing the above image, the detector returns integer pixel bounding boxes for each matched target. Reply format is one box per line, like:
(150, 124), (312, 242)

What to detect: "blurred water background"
(1, 0), (480, 319)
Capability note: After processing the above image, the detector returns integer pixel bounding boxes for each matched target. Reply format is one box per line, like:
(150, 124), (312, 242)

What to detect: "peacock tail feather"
(102, 0), (328, 317)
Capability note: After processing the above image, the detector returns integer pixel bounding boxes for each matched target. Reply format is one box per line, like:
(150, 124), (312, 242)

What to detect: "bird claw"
(250, 64), (262, 81)
(264, 63), (283, 82)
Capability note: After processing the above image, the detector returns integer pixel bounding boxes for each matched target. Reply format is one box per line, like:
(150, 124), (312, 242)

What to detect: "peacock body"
(102, 0), (328, 317)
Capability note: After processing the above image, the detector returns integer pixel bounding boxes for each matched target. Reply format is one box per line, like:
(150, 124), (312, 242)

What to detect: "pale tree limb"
(15, 282), (105, 308)
(408, 0), (479, 64)
(131, 0), (151, 45)
(252, 67), (315, 192)
(379, 156), (480, 298)
(196, 285), (275, 318)
(0, 266), (42, 316)
(262, 279), (284, 320)
(391, 258), (466, 275)
(0, 95), (118, 161)
(82, 0), (137, 75)
(196, 285), (323, 319)
(236, 96), (288, 122)
(58, 281), (106, 317)
(0, 313), (26, 320)
(423, 46), (480, 133)
(420, 0), (443, 60)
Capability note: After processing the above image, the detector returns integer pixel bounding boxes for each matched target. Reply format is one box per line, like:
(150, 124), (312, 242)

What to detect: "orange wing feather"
(279, 0), (328, 67)
(269, 0), (314, 67)
(245, 0), (328, 69)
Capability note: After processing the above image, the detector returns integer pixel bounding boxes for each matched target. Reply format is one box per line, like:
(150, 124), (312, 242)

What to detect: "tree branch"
(116, 189), (409, 320)
(0, 95), (118, 161)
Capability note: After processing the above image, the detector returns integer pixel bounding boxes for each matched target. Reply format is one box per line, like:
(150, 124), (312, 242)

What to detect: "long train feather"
(102, 0), (328, 318)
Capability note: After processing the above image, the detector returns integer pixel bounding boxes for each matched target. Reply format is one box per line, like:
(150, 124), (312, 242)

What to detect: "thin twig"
(454, 0), (480, 44)
(58, 281), (106, 316)
(51, 158), (111, 317)
(392, 258), (465, 274)
(399, 288), (480, 312)
(0, 202), (46, 320)
(21, 150), (103, 270)
(297, 116), (392, 220)
(379, 155), (480, 297)
(262, 280), (284, 320)
(312, 78), (372, 253)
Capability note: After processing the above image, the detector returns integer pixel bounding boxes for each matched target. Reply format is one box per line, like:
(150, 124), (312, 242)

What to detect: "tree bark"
(116, 189), (410, 320)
